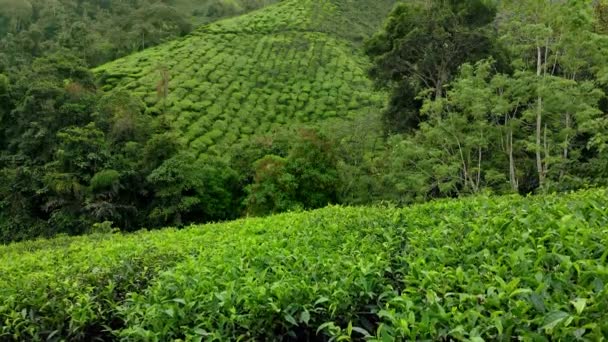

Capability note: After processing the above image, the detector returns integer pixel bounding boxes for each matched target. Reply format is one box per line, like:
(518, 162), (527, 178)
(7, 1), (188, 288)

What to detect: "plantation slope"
(93, 0), (393, 157)
(1, 189), (608, 340)
(0, 207), (398, 340)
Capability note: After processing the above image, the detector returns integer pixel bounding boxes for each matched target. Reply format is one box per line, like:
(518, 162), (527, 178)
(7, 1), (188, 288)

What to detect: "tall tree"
(595, 0), (608, 34)
(0, 0), (32, 33)
(499, 0), (608, 190)
(0, 73), (9, 149)
(365, 0), (498, 133)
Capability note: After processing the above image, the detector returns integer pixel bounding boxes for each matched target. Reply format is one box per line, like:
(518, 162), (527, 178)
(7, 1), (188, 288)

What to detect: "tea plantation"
(93, 0), (394, 158)
(1, 189), (607, 340)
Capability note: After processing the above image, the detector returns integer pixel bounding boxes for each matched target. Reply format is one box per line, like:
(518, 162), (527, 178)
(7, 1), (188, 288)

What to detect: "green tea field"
(1, 189), (607, 340)
(94, 0), (394, 158)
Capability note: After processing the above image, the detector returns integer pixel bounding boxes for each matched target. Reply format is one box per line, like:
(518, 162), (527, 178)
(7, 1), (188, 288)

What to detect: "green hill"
(2, 189), (607, 340)
(94, 0), (394, 158)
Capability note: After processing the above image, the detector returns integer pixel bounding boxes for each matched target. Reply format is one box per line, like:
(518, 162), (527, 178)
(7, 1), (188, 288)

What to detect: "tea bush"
(1, 189), (607, 340)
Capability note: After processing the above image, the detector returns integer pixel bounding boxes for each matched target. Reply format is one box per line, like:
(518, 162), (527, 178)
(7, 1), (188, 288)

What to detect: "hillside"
(1, 189), (607, 340)
(94, 0), (394, 158)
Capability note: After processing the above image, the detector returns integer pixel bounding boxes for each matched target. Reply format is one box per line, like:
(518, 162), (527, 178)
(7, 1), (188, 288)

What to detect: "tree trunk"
(560, 112), (570, 180)
(435, 78), (443, 100)
(543, 123), (549, 182)
(435, 66), (448, 99)
(476, 145), (482, 193)
(536, 45), (545, 189)
(507, 126), (518, 192)
(560, 72), (576, 180)
(455, 137), (469, 191)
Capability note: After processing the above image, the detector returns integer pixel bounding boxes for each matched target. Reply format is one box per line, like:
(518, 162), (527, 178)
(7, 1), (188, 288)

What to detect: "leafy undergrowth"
(93, 0), (394, 160)
(1, 189), (607, 341)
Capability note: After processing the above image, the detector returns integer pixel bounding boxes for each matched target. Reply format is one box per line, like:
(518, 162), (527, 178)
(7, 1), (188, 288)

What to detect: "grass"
(93, 0), (395, 159)
(1, 189), (607, 340)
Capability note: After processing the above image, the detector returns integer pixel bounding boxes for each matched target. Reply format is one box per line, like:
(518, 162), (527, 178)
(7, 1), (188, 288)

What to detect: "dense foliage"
(3, 0), (608, 245)
(1, 189), (607, 340)
(365, 0), (608, 199)
(0, 0), (278, 70)
(365, 0), (499, 132)
(0, 0), (397, 243)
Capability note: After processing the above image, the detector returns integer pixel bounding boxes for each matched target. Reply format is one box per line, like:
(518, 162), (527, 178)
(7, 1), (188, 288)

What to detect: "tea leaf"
(542, 311), (569, 331)
(570, 298), (587, 315)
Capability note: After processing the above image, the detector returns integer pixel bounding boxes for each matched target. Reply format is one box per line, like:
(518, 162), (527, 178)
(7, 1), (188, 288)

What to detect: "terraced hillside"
(94, 0), (394, 157)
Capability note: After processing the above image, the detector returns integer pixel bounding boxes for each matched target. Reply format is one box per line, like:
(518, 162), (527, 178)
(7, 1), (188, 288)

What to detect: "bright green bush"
(371, 190), (608, 341)
(1, 189), (607, 340)
(0, 231), (196, 340)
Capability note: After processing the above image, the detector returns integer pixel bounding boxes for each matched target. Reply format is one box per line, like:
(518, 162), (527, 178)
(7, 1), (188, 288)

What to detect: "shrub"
(1, 190), (608, 340)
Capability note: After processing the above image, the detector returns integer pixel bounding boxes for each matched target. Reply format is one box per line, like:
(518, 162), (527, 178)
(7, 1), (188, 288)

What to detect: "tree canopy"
(366, 0), (499, 132)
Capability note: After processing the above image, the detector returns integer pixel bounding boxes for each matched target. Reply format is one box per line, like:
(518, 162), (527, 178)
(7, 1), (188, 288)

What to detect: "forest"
(1, 0), (608, 243)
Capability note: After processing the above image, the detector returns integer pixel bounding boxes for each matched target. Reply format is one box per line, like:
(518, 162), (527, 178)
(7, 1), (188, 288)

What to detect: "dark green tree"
(0, 73), (9, 149)
(245, 155), (299, 216)
(365, 0), (498, 133)
(147, 153), (238, 226)
(245, 128), (339, 216)
(5, 52), (96, 161)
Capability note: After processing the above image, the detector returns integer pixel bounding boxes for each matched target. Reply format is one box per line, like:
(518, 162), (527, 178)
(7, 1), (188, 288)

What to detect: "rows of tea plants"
(1, 189), (607, 340)
(373, 190), (608, 340)
(0, 229), (208, 340)
(0, 207), (398, 340)
(93, 0), (386, 159)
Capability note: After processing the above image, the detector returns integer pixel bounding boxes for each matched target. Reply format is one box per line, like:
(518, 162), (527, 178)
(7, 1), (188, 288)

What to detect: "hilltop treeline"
(0, 0), (277, 69)
(2, 0), (608, 243)
(366, 0), (608, 197)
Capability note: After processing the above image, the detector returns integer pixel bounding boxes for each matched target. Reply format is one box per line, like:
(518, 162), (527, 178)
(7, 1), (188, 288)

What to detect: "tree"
(595, 0), (608, 34)
(0, 165), (47, 242)
(156, 65), (170, 113)
(245, 155), (299, 216)
(0, 73), (9, 149)
(383, 37), (607, 200)
(245, 128), (339, 216)
(321, 112), (387, 205)
(365, 0), (498, 133)
(419, 61), (500, 194)
(287, 128), (339, 209)
(382, 61), (503, 200)
(96, 89), (149, 144)
(0, 0), (32, 33)
(147, 153), (238, 226)
(43, 123), (111, 234)
(499, 0), (608, 190)
(5, 52), (96, 160)
(128, 4), (191, 51)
